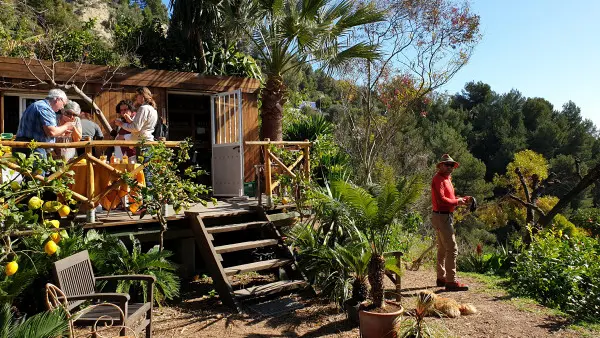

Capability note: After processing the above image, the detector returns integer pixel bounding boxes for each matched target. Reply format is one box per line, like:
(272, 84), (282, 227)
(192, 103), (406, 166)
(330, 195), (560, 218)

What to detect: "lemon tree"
(0, 142), (79, 277)
(123, 140), (214, 250)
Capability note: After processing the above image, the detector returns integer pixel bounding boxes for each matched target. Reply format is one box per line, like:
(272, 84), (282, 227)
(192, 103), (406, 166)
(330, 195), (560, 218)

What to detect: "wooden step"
(214, 239), (279, 254)
(233, 280), (307, 299)
(206, 221), (267, 234)
(224, 258), (292, 276)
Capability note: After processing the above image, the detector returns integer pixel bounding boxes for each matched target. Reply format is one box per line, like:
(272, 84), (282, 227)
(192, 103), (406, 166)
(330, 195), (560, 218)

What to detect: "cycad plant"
(95, 235), (180, 305)
(334, 177), (423, 309)
(0, 303), (68, 338)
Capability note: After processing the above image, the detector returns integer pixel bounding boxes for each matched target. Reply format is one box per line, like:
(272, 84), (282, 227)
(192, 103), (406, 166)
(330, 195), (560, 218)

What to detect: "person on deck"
(80, 111), (104, 141)
(431, 154), (472, 291)
(112, 99), (136, 158)
(114, 87), (157, 142)
(54, 101), (82, 160)
(114, 87), (158, 188)
(15, 89), (74, 157)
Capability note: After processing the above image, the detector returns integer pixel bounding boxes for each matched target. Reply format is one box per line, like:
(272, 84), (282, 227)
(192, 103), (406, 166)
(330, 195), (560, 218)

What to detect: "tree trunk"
(352, 277), (368, 303)
(261, 75), (286, 141)
(196, 35), (207, 74)
(539, 163), (600, 227)
(368, 254), (386, 309)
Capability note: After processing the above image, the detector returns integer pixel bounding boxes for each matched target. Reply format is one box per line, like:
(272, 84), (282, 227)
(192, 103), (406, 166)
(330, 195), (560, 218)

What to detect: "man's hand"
(114, 119), (123, 127)
(458, 196), (472, 206)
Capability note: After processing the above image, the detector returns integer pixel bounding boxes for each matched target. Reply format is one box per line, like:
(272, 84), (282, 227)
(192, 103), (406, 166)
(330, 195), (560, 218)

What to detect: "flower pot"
(359, 301), (403, 338)
(344, 299), (362, 326)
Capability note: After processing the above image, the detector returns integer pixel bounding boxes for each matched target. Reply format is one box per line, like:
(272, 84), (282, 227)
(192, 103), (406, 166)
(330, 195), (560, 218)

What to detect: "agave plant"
(334, 176), (423, 309)
(0, 303), (68, 338)
(95, 235), (180, 305)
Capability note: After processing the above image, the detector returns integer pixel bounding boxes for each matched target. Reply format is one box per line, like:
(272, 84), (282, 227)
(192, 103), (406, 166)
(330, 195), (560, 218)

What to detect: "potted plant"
(334, 177), (423, 338)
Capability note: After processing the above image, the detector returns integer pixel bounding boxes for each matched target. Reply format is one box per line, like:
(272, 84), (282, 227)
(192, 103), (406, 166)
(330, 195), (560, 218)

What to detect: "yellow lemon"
(44, 241), (58, 256)
(42, 201), (63, 213)
(44, 220), (60, 228)
(50, 233), (61, 243)
(10, 181), (20, 192)
(57, 205), (71, 218)
(281, 197), (290, 205)
(5, 261), (18, 276)
(28, 197), (43, 210)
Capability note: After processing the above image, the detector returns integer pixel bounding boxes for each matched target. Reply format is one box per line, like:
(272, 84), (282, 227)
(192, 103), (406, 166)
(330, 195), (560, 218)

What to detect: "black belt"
(433, 211), (453, 214)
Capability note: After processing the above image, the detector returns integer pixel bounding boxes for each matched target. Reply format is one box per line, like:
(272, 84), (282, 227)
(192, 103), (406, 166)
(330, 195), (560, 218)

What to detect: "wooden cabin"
(0, 57), (261, 196)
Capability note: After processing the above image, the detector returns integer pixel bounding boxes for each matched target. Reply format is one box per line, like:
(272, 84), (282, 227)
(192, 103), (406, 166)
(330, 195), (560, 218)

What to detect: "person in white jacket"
(114, 87), (158, 189)
(115, 87), (158, 142)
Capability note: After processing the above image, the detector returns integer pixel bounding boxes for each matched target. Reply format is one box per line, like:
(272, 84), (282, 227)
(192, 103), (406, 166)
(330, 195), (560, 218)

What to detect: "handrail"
(0, 140), (183, 217)
(0, 140), (181, 149)
(245, 138), (310, 207)
(245, 140), (312, 146)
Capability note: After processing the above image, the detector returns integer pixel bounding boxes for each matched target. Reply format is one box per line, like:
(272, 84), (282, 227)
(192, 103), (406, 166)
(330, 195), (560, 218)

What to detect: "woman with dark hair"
(114, 87), (158, 142)
(113, 99), (137, 158)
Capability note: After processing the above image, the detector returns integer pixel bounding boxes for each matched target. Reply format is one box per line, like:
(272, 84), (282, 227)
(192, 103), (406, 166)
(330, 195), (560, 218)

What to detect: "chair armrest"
(66, 292), (130, 303)
(95, 274), (156, 284)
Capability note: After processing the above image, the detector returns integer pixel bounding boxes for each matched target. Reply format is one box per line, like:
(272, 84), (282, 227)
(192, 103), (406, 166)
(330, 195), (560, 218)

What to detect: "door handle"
(233, 146), (240, 150)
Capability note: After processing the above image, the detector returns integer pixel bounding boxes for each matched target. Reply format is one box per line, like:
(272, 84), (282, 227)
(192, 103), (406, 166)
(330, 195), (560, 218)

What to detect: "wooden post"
(0, 91), (4, 133)
(302, 140), (310, 181)
(85, 145), (95, 221)
(263, 138), (272, 207)
(394, 251), (403, 302)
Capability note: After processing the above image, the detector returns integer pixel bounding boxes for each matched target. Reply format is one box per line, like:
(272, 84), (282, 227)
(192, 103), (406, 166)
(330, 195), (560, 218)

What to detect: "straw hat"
(437, 153), (459, 168)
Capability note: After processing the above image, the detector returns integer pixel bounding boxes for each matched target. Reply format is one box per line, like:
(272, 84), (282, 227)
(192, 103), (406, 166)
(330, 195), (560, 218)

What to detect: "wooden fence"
(245, 139), (311, 207)
(0, 139), (181, 214)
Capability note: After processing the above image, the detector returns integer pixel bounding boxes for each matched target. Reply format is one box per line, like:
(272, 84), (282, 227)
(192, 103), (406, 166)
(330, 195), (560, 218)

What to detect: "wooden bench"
(52, 250), (155, 337)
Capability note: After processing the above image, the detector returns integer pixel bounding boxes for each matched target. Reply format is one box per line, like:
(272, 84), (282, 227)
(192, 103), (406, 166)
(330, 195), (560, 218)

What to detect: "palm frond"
(8, 308), (68, 338)
(333, 181), (378, 225)
(322, 42), (382, 73)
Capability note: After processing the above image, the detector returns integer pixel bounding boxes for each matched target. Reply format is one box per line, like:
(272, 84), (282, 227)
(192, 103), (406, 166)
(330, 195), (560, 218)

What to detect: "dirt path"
(149, 269), (595, 337)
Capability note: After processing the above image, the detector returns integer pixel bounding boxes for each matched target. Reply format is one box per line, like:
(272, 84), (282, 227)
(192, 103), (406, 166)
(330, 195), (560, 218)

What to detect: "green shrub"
(510, 232), (600, 321)
(457, 243), (512, 276)
(571, 208), (600, 237)
(94, 235), (180, 305)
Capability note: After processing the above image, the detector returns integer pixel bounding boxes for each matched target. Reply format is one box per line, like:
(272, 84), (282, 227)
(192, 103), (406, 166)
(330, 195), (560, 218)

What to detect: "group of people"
(15, 87), (159, 161)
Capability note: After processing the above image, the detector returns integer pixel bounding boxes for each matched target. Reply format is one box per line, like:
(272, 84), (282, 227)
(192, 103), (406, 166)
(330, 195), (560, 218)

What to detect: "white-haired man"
(15, 88), (75, 157)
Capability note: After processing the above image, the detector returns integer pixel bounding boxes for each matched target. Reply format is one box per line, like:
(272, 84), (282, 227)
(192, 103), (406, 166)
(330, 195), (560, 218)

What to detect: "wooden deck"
(83, 198), (261, 230)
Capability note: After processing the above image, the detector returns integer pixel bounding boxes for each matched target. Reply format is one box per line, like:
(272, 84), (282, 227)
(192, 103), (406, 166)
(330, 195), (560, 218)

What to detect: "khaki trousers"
(431, 213), (458, 283)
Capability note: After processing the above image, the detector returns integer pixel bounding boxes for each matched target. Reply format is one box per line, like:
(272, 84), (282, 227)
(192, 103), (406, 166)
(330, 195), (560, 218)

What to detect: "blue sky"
(442, 0), (600, 128)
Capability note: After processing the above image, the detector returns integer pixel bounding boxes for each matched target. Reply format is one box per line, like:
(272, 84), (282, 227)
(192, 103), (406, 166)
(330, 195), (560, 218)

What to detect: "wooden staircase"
(185, 207), (308, 312)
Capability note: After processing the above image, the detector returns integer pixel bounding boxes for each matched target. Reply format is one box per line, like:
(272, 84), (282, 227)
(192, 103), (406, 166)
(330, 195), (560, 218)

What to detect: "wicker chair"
(51, 250), (155, 337)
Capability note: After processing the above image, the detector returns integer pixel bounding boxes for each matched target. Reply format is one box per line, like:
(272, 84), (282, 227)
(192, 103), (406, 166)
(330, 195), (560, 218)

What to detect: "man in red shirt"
(431, 154), (471, 291)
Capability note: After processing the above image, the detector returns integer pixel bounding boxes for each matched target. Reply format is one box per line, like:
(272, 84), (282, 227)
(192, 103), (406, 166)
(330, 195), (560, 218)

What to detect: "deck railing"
(245, 139), (311, 207)
(0, 139), (181, 219)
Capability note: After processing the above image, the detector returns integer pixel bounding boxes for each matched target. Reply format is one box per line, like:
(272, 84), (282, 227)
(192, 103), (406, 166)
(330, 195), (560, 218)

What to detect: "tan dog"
(418, 290), (477, 318)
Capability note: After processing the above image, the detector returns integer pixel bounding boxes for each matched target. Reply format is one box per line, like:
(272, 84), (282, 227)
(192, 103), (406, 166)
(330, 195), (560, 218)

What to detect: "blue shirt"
(16, 100), (57, 143)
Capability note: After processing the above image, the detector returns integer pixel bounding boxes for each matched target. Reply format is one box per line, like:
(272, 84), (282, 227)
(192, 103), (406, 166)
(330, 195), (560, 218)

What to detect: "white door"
(211, 90), (244, 197)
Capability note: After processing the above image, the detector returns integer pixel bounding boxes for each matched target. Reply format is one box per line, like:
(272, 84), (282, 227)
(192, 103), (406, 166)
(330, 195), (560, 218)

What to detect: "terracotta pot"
(359, 301), (403, 338)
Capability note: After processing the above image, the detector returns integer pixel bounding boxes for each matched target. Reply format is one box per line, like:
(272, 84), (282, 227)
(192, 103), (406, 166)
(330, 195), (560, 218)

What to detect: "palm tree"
(226, 0), (385, 140)
(334, 177), (423, 309)
(170, 0), (226, 73)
